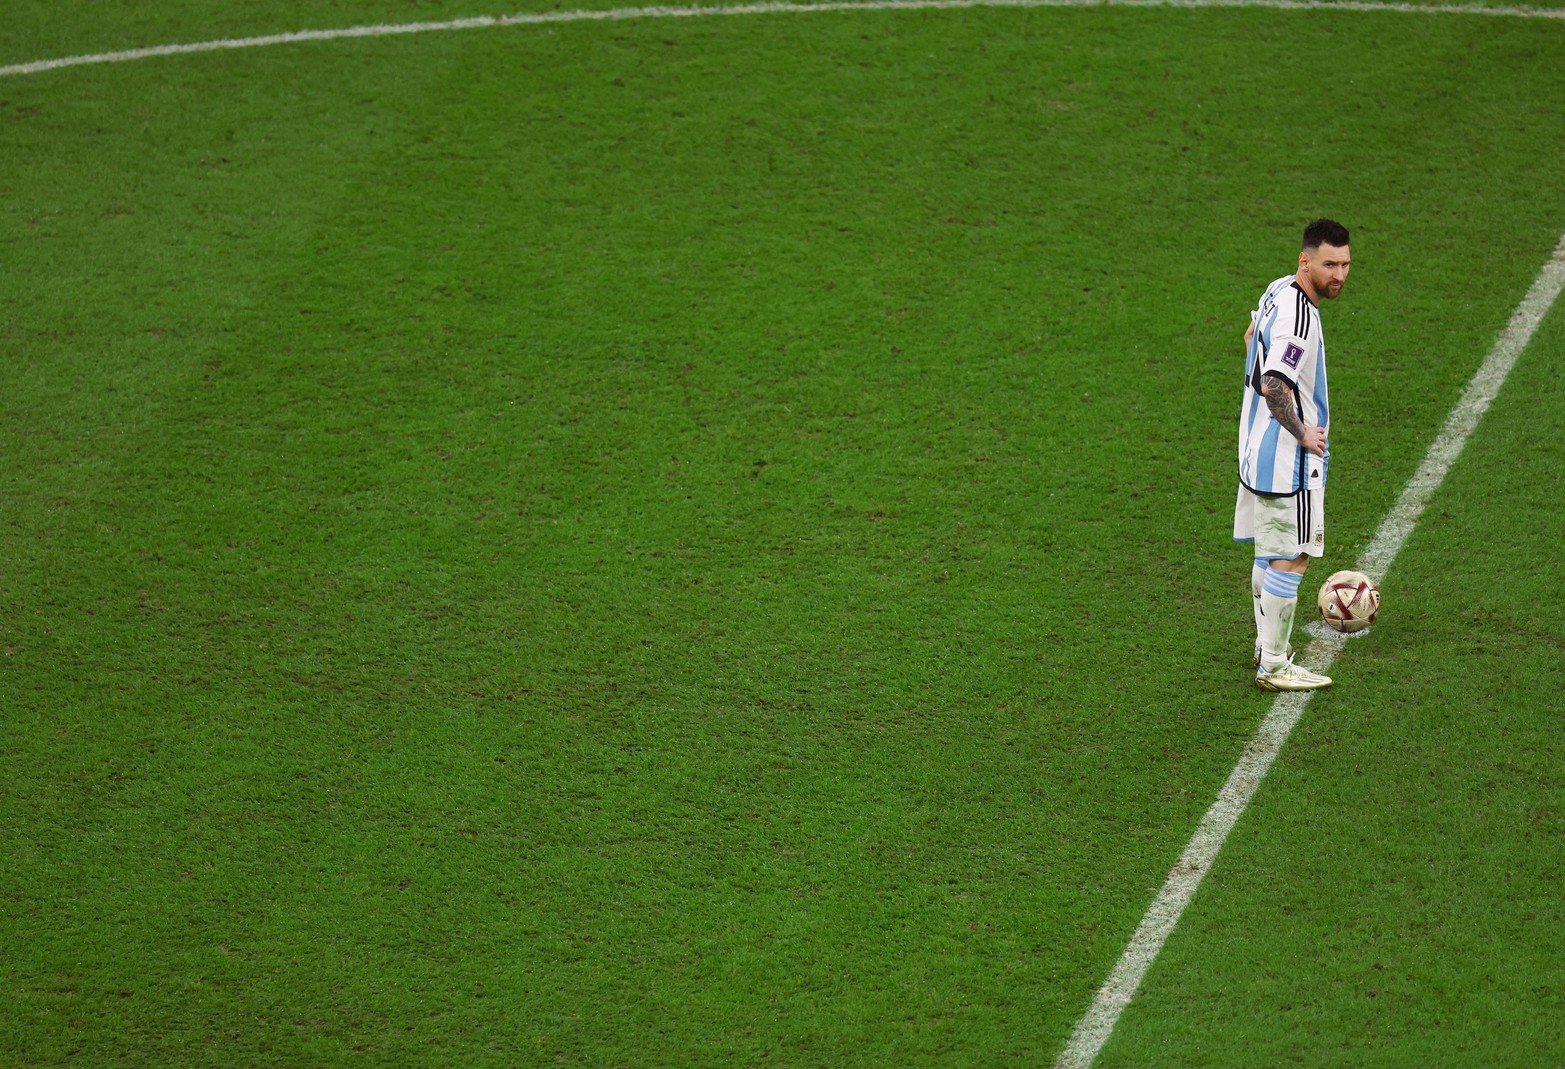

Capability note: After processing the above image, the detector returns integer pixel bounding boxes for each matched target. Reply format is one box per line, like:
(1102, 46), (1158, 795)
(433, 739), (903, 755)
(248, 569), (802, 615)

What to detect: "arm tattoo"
(1260, 372), (1306, 441)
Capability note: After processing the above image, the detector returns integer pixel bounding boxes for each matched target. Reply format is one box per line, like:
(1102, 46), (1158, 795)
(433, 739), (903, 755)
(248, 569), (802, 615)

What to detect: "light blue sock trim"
(1253, 557), (1268, 571)
(1262, 568), (1303, 598)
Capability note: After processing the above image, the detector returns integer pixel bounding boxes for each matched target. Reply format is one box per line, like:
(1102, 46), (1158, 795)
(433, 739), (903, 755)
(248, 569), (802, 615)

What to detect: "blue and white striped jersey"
(1238, 274), (1330, 496)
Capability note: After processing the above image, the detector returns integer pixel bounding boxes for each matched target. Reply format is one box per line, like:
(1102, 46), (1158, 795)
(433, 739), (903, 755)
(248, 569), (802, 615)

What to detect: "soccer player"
(1235, 219), (1351, 691)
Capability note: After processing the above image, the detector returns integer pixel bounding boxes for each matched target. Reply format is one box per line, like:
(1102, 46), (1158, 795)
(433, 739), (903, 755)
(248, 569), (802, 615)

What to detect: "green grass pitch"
(2, 1), (1562, 1064)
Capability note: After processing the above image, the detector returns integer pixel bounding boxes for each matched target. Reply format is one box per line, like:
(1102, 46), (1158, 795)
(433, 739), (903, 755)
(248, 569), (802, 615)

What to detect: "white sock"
(1251, 560), (1266, 650)
(1258, 567), (1304, 671)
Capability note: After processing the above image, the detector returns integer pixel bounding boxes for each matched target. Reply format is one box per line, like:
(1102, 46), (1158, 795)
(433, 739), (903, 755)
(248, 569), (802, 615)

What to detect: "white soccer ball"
(1317, 570), (1380, 634)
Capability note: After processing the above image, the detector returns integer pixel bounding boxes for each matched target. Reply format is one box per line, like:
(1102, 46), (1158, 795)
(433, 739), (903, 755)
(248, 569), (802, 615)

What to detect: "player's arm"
(1260, 372), (1325, 457)
(1243, 312), (1256, 349)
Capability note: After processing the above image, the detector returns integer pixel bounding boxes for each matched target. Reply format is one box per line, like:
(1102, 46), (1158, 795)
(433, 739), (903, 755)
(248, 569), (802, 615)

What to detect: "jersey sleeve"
(1261, 334), (1306, 385)
(1260, 288), (1314, 385)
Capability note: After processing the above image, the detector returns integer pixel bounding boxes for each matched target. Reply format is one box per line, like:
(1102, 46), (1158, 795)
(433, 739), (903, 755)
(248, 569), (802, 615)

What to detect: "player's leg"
(1249, 557), (1302, 666)
(1238, 485), (1294, 666)
(1235, 486), (1270, 661)
(1257, 553), (1306, 664)
(1252, 558), (1266, 648)
(1254, 488), (1330, 690)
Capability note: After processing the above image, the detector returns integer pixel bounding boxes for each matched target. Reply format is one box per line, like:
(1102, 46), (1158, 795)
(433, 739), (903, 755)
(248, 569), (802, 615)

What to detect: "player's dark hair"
(1302, 218), (1350, 250)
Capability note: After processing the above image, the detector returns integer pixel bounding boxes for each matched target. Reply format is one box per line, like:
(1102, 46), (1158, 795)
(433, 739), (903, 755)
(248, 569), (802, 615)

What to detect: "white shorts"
(1234, 484), (1325, 560)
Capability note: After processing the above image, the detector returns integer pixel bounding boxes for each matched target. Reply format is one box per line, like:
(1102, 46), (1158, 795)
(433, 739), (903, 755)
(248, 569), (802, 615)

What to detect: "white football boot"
(1255, 658), (1332, 692)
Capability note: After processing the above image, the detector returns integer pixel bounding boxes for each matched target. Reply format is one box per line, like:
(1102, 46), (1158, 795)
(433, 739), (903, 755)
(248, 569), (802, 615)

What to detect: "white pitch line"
(1, 0), (1563, 78)
(1056, 230), (1565, 1068)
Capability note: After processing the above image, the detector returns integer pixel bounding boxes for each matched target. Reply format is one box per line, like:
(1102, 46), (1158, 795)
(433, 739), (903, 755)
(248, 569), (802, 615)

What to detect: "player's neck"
(1293, 272), (1320, 305)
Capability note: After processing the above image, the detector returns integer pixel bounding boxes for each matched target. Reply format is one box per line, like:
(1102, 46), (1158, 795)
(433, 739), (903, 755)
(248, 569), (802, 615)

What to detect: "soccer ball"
(1317, 570), (1380, 633)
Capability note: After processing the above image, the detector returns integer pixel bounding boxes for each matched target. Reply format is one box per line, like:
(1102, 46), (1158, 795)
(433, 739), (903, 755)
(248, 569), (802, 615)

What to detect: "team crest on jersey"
(1282, 342), (1304, 369)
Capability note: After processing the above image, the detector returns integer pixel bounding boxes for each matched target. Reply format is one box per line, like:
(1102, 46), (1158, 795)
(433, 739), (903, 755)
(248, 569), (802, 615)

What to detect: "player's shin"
(1251, 559), (1266, 643)
(1258, 566), (1304, 670)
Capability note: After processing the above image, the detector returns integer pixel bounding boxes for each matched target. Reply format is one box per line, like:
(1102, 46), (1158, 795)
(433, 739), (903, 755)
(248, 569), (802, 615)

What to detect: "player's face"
(1301, 243), (1351, 300)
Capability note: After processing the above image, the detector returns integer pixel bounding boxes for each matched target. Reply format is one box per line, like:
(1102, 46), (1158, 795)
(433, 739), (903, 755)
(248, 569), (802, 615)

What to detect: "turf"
(1, 2), (1562, 1065)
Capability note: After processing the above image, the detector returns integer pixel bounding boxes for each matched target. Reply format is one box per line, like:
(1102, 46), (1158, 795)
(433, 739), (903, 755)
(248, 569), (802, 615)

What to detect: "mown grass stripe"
(1056, 230), (1565, 1068)
(2, 0), (1564, 79)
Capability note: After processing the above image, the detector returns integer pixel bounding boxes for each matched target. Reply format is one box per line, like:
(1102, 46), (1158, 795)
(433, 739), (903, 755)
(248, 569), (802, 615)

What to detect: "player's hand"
(1301, 426), (1327, 457)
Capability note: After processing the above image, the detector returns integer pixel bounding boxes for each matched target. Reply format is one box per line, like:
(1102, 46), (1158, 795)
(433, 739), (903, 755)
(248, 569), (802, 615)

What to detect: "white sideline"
(1056, 231), (1565, 1068)
(2, 0), (1564, 78)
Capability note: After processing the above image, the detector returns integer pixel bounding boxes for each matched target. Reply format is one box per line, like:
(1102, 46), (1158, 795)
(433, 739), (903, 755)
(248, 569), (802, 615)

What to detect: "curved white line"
(2, 0), (1562, 78)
